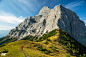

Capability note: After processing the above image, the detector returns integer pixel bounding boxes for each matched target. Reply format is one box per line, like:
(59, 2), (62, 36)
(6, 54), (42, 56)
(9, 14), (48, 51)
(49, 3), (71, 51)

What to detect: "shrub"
(66, 54), (70, 57)
(0, 44), (6, 47)
(2, 49), (8, 53)
(50, 45), (57, 51)
(44, 50), (50, 54)
(79, 54), (82, 57)
(37, 44), (50, 54)
(37, 44), (42, 49)
(44, 40), (48, 44)
(83, 54), (86, 57)
(46, 38), (51, 41)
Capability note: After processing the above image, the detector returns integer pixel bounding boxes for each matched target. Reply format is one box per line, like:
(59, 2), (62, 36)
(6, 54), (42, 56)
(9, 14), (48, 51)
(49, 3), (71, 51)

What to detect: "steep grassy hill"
(0, 29), (86, 57)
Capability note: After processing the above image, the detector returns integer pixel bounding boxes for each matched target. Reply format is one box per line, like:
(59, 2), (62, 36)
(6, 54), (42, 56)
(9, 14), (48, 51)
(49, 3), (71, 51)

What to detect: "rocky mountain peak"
(7, 4), (86, 47)
(42, 6), (49, 9)
(39, 6), (50, 15)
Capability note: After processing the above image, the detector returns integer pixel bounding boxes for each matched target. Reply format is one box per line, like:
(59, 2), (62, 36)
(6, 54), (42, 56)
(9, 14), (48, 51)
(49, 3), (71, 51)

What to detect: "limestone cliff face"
(7, 5), (86, 46)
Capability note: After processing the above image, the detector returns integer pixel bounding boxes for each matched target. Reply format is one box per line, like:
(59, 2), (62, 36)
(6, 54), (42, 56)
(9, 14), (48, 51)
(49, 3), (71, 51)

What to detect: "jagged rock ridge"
(8, 4), (86, 46)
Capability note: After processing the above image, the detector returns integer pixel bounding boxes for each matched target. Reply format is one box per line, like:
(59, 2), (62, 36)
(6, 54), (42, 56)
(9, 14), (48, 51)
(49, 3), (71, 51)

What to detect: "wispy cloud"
(0, 12), (25, 24)
(11, 0), (32, 15)
(16, 0), (48, 12)
(17, 0), (37, 12)
(0, 12), (25, 30)
(0, 25), (15, 30)
(64, 1), (85, 9)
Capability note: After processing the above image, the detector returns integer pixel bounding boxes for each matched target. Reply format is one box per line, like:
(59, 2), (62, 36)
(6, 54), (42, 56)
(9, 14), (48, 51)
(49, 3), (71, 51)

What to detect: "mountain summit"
(7, 4), (86, 46)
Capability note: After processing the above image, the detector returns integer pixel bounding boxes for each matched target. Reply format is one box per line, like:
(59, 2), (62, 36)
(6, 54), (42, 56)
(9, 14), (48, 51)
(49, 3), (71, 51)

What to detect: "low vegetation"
(21, 35), (38, 41)
(37, 44), (51, 54)
(0, 29), (86, 57)
(0, 36), (18, 45)
(35, 29), (57, 42)
(59, 29), (86, 57)
(2, 49), (8, 53)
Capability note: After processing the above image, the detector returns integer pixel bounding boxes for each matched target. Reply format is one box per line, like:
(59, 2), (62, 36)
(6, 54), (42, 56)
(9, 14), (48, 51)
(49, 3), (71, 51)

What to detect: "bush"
(66, 54), (70, 57)
(37, 44), (50, 54)
(44, 50), (50, 54)
(0, 44), (6, 47)
(46, 38), (51, 41)
(52, 46), (57, 51)
(2, 49), (8, 53)
(44, 40), (48, 44)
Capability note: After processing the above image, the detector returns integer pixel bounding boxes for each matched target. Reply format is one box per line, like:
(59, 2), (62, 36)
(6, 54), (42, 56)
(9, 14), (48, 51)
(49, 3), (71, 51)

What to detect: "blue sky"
(0, 0), (86, 30)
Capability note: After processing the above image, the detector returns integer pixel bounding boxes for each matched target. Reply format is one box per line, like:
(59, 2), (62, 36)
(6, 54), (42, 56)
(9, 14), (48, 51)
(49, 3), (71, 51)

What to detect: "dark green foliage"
(11, 37), (18, 42)
(21, 35), (38, 41)
(50, 45), (57, 51)
(46, 38), (51, 41)
(44, 40), (48, 44)
(59, 29), (86, 56)
(35, 29), (57, 42)
(0, 36), (18, 45)
(0, 37), (5, 41)
(2, 49), (8, 53)
(44, 50), (50, 54)
(66, 54), (70, 57)
(0, 44), (6, 47)
(37, 44), (50, 54)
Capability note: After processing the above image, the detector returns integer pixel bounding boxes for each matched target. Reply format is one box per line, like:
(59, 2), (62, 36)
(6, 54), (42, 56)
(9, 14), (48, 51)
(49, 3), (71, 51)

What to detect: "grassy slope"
(0, 40), (26, 57)
(0, 29), (86, 57)
(0, 36), (18, 46)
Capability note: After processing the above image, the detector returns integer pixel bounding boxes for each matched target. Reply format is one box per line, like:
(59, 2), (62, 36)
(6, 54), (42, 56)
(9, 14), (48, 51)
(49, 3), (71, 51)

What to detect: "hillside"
(0, 36), (17, 45)
(0, 29), (86, 57)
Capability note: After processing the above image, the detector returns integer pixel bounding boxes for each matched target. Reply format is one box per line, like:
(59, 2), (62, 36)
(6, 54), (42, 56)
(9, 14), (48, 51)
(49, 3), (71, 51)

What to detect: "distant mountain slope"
(0, 30), (10, 38)
(7, 4), (86, 47)
(0, 36), (17, 45)
(0, 29), (86, 57)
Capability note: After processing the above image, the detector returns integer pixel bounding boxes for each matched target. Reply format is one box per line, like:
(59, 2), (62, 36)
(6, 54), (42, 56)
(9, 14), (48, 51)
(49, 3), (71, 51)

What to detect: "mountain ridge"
(7, 4), (86, 47)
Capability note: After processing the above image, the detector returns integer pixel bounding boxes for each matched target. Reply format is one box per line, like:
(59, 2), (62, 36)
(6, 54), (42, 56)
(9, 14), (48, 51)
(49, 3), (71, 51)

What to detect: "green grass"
(0, 29), (86, 57)
(0, 40), (27, 57)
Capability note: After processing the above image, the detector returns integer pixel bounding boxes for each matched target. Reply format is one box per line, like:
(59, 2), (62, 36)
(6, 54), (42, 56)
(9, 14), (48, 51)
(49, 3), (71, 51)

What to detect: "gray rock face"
(7, 4), (86, 46)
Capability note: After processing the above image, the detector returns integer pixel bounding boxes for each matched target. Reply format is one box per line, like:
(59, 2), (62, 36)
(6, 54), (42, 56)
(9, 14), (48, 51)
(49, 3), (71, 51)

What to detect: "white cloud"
(0, 12), (25, 30)
(0, 25), (15, 30)
(64, 1), (85, 9)
(0, 12), (25, 24)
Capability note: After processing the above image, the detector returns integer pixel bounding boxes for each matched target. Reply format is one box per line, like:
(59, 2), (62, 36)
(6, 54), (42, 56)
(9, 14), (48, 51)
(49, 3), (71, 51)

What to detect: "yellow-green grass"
(23, 29), (76, 57)
(0, 29), (84, 57)
(0, 40), (29, 57)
